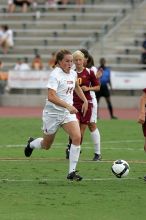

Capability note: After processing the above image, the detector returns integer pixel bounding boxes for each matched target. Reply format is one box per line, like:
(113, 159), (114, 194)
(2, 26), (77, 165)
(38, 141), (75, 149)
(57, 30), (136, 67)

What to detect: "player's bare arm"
(138, 93), (146, 124)
(47, 88), (78, 114)
(81, 85), (100, 92)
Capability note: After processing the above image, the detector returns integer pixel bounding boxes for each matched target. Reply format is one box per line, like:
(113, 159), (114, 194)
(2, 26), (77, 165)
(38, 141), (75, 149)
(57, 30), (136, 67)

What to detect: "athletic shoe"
(144, 176), (146, 181)
(67, 171), (83, 181)
(24, 137), (34, 157)
(111, 116), (118, 119)
(93, 153), (102, 161)
(65, 144), (70, 159)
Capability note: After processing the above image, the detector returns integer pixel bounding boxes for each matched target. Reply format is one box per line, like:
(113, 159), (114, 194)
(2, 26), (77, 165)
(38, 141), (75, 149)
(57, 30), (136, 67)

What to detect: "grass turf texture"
(0, 118), (145, 220)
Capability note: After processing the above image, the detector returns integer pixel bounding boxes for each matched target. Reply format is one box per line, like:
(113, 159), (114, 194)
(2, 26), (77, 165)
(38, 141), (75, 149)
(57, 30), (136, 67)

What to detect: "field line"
(0, 139), (143, 149)
(0, 157), (145, 164)
(0, 177), (138, 183)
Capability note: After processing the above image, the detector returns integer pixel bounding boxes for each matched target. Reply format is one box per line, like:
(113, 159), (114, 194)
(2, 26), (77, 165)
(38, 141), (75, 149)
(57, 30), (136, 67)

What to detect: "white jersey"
(45, 66), (77, 113)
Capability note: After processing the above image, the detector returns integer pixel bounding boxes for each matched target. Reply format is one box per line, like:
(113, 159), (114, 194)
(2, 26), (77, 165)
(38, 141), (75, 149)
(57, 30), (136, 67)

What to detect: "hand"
(138, 112), (145, 124)
(81, 86), (89, 92)
(81, 101), (88, 117)
(67, 105), (78, 114)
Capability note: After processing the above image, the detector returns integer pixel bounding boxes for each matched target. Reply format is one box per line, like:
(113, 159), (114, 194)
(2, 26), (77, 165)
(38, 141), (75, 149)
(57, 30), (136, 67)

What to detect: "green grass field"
(0, 118), (146, 220)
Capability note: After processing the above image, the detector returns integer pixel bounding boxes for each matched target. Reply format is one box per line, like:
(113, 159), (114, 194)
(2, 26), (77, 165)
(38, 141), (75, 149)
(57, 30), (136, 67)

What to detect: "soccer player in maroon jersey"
(80, 49), (103, 161)
(138, 88), (146, 180)
(66, 50), (100, 158)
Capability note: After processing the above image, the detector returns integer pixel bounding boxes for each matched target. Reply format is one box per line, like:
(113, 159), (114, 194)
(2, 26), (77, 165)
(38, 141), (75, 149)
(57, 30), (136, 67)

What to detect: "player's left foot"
(67, 171), (83, 181)
(24, 137), (34, 157)
(93, 153), (102, 161)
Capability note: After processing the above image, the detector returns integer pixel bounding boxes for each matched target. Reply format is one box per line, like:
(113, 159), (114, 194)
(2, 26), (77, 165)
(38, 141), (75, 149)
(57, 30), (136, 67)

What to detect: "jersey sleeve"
(143, 88), (146, 93)
(46, 73), (58, 91)
(90, 70), (100, 86)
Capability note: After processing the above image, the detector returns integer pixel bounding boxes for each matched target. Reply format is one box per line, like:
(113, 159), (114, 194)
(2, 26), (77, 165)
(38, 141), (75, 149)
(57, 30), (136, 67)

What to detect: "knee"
(72, 134), (81, 145)
(88, 123), (96, 132)
(41, 141), (51, 150)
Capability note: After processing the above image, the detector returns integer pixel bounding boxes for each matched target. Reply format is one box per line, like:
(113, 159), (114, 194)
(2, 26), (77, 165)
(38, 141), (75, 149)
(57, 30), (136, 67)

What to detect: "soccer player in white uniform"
(24, 49), (88, 181)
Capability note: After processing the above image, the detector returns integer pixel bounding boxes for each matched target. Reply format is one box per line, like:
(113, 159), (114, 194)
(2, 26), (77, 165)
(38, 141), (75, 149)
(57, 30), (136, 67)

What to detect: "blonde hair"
(72, 50), (84, 60)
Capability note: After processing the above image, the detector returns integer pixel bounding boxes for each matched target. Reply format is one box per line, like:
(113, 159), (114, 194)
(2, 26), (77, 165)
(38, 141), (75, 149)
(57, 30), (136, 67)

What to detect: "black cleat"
(144, 176), (146, 181)
(111, 116), (118, 119)
(24, 137), (34, 157)
(67, 171), (83, 181)
(93, 153), (102, 161)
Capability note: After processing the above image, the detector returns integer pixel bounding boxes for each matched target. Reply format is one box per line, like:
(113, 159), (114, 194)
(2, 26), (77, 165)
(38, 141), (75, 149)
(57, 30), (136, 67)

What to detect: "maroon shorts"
(142, 118), (146, 137)
(76, 103), (92, 124)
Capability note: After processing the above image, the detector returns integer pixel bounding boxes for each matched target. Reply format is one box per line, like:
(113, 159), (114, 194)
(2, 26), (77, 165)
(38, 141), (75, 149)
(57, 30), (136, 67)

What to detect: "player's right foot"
(67, 171), (83, 181)
(24, 137), (34, 157)
(93, 153), (102, 161)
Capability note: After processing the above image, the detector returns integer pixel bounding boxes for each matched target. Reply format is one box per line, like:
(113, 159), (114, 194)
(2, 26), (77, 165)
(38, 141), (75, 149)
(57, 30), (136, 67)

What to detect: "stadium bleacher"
(0, 0), (143, 70)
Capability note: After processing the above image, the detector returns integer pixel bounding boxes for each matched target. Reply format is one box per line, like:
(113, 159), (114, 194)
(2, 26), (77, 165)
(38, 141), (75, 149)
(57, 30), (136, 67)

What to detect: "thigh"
(80, 103), (92, 124)
(62, 121), (81, 140)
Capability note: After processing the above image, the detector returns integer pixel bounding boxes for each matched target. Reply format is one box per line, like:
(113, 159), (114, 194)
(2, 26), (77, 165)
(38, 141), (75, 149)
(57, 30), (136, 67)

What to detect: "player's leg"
(24, 110), (58, 157)
(88, 122), (101, 161)
(88, 97), (101, 160)
(105, 96), (117, 119)
(65, 111), (81, 159)
(142, 120), (146, 152)
(62, 121), (82, 181)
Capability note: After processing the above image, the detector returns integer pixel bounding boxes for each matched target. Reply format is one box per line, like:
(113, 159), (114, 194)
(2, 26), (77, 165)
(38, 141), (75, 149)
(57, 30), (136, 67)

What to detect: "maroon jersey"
(73, 68), (99, 109)
(143, 88), (146, 93)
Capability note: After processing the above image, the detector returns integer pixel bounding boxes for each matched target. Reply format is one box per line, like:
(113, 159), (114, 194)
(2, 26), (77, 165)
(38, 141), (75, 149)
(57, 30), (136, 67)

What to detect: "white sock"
(30, 138), (43, 149)
(90, 128), (101, 154)
(69, 144), (80, 173)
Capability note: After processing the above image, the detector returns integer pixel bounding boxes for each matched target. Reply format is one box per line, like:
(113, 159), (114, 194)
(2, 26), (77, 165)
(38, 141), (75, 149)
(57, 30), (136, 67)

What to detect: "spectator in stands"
(95, 57), (117, 119)
(31, 54), (44, 70)
(75, 0), (84, 5)
(45, 0), (57, 9)
(47, 51), (56, 69)
(141, 33), (146, 67)
(0, 25), (14, 54)
(14, 58), (22, 70)
(19, 57), (31, 71)
(7, 0), (33, 13)
(0, 61), (4, 70)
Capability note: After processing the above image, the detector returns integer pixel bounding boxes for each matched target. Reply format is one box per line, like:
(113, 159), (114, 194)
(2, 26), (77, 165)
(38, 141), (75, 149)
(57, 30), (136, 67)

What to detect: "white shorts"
(42, 109), (77, 135)
(90, 97), (97, 123)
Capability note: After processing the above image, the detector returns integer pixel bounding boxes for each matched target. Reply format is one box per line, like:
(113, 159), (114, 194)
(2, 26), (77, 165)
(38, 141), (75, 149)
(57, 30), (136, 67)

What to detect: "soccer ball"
(111, 159), (130, 178)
